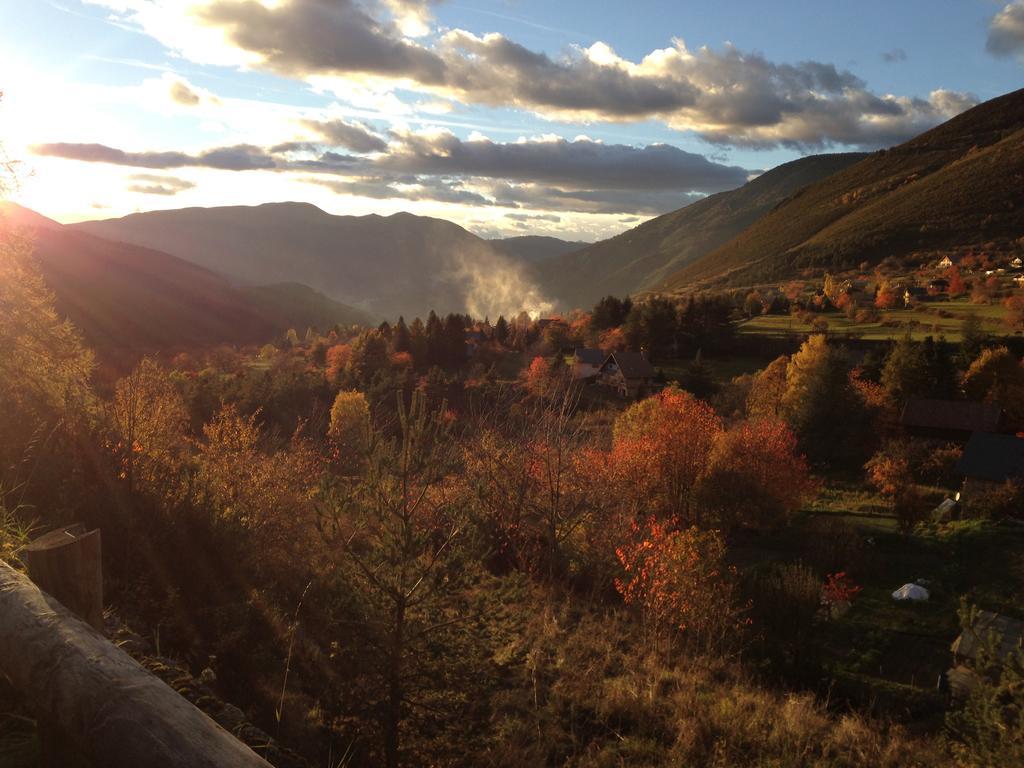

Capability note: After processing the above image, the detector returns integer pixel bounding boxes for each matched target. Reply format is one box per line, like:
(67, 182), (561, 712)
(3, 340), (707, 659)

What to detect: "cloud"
(168, 78), (200, 105)
(988, 1), (1024, 59)
(506, 212), (561, 223)
(86, 0), (978, 150)
(377, 131), (749, 191)
(299, 117), (388, 153)
(126, 173), (196, 195)
(33, 142), (278, 170)
(33, 131), (749, 215)
(198, 0), (447, 82)
(881, 48), (907, 63)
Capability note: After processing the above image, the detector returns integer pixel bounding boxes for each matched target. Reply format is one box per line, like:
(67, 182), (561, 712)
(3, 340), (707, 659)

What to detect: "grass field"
(739, 298), (1014, 342)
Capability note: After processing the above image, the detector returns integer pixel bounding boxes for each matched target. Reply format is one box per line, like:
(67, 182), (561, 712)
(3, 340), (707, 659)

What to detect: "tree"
(321, 392), (467, 768)
(493, 315), (509, 345)
(615, 521), (739, 652)
(746, 356), (789, 419)
(391, 316), (411, 354)
(880, 335), (928, 405)
(781, 335), (863, 466)
(1004, 295), (1024, 332)
(960, 314), (987, 366)
(0, 231), (94, 423)
(591, 295), (632, 330)
(700, 419), (815, 531)
(328, 390), (371, 470)
(325, 343), (352, 385)
(111, 357), (190, 503)
(195, 405), (320, 540)
(612, 387), (722, 526)
(963, 346), (1024, 420)
(744, 291), (764, 318)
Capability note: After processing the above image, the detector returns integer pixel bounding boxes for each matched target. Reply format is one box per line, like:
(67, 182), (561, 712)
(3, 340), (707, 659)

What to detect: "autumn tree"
(781, 335), (865, 466)
(195, 405), (320, 541)
(615, 521), (740, 653)
(0, 229), (95, 500)
(111, 357), (191, 503)
(328, 390), (371, 471)
(962, 346), (1024, 420)
(320, 392), (467, 768)
(746, 355), (789, 419)
(700, 419), (816, 531)
(612, 386), (722, 526)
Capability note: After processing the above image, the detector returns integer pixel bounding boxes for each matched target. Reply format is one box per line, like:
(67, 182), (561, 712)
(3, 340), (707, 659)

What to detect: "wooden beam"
(24, 525), (103, 632)
(0, 561), (272, 768)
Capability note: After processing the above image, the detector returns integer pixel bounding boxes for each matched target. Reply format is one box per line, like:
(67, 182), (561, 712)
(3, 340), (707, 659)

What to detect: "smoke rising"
(450, 248), (555, 320)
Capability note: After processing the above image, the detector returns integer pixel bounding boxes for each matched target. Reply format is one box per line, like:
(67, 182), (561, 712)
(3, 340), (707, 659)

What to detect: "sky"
(1, 0), (1022, 241)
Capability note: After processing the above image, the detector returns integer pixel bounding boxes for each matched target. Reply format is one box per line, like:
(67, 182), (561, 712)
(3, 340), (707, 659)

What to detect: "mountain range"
(7, 87), (1023, 355)
(0, 202), (369, 357)
(72, 204), (558, 321)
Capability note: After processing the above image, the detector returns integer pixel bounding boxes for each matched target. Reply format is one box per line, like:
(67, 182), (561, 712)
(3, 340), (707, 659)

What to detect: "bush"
(804, 517), (869, 578)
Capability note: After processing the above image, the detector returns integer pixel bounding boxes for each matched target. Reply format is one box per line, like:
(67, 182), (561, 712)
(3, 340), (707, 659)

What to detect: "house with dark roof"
(599, 351), (656, 398)
(956, 432), (1024, 483)
(947, 610), (1024, 700)
(572, 348), (606, 381)
(900, 399), (1006, 442)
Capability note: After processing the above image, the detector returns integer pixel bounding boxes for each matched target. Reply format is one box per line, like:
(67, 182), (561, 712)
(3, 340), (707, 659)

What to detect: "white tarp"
(892, 583), (930, 601)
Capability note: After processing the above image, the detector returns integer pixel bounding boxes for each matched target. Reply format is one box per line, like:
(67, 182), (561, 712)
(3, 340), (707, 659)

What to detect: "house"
(572, 348), (606, 381)
(947, 611), (1024, 699)
(937, 254), (962, 269)
(903, 286), (929, 306)
(900, 399), (1006, 442)
(927, 278), (950, 295)
(955, 432), (1024, 505)
(599, 351), (656, 399)
(1012, 256), (1023, 269)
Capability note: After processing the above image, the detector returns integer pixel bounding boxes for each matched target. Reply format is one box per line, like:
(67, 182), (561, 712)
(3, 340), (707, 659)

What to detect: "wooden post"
(24, 525), (103, 632)
(22, 525), (104, 766)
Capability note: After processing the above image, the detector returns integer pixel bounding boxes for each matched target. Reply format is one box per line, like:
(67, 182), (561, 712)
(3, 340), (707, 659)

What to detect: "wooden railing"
(0, 527), (272, 768)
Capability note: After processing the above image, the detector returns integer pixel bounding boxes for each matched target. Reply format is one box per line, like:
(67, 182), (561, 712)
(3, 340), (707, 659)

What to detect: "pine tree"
(392, 316), (411, 354)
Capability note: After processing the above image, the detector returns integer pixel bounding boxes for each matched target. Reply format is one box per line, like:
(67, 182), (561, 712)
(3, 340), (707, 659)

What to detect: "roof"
(901, 398), (1004, 434)
(951, 611), (1024, 661)
(956, 432), (1024, 482)
(602, 351), (655, 379)
(573, 348), (605, 365)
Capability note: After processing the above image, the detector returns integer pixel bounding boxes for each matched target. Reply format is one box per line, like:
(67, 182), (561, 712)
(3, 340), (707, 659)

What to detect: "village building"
(955, 432), (1024, 504)
(903, 286), (929, 307)
(927, 278), (950, 295)
(599, 351), (656, 399)
(947, 611), (1024, 700)
(571, 348), (606, 381)
(900, 399), (1006, 442)
(937, 254), (962, 270)
(1011, 256), (1023, 269)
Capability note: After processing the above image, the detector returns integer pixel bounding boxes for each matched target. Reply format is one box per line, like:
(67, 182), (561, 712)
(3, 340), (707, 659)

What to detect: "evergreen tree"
(443, 313), (467, 367)
(392, 316), (411, 354)
(493, 315), (509, 345)
(921, 336), (957, 399)
(426, 311), (445, 367)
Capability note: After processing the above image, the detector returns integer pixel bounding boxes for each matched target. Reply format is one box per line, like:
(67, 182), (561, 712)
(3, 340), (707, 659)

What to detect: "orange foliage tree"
(325, 343), (352, 384)
(701, 419), (816, 531)
(611, 386), (722, 526)
(615, 520), (741, 651)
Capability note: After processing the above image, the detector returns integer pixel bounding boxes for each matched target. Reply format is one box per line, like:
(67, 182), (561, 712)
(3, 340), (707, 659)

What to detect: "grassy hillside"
(72, 203), (547, 320)
(538, 153), (866, 309)
(666, 88), (1024, 291)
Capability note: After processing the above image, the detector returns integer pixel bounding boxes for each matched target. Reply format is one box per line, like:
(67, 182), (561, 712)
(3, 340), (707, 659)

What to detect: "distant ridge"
(72, 203), (552, 320)
(537, 153), (867, 309)
(1, 203), (369, 357)
(665, 87), (1024, 291)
